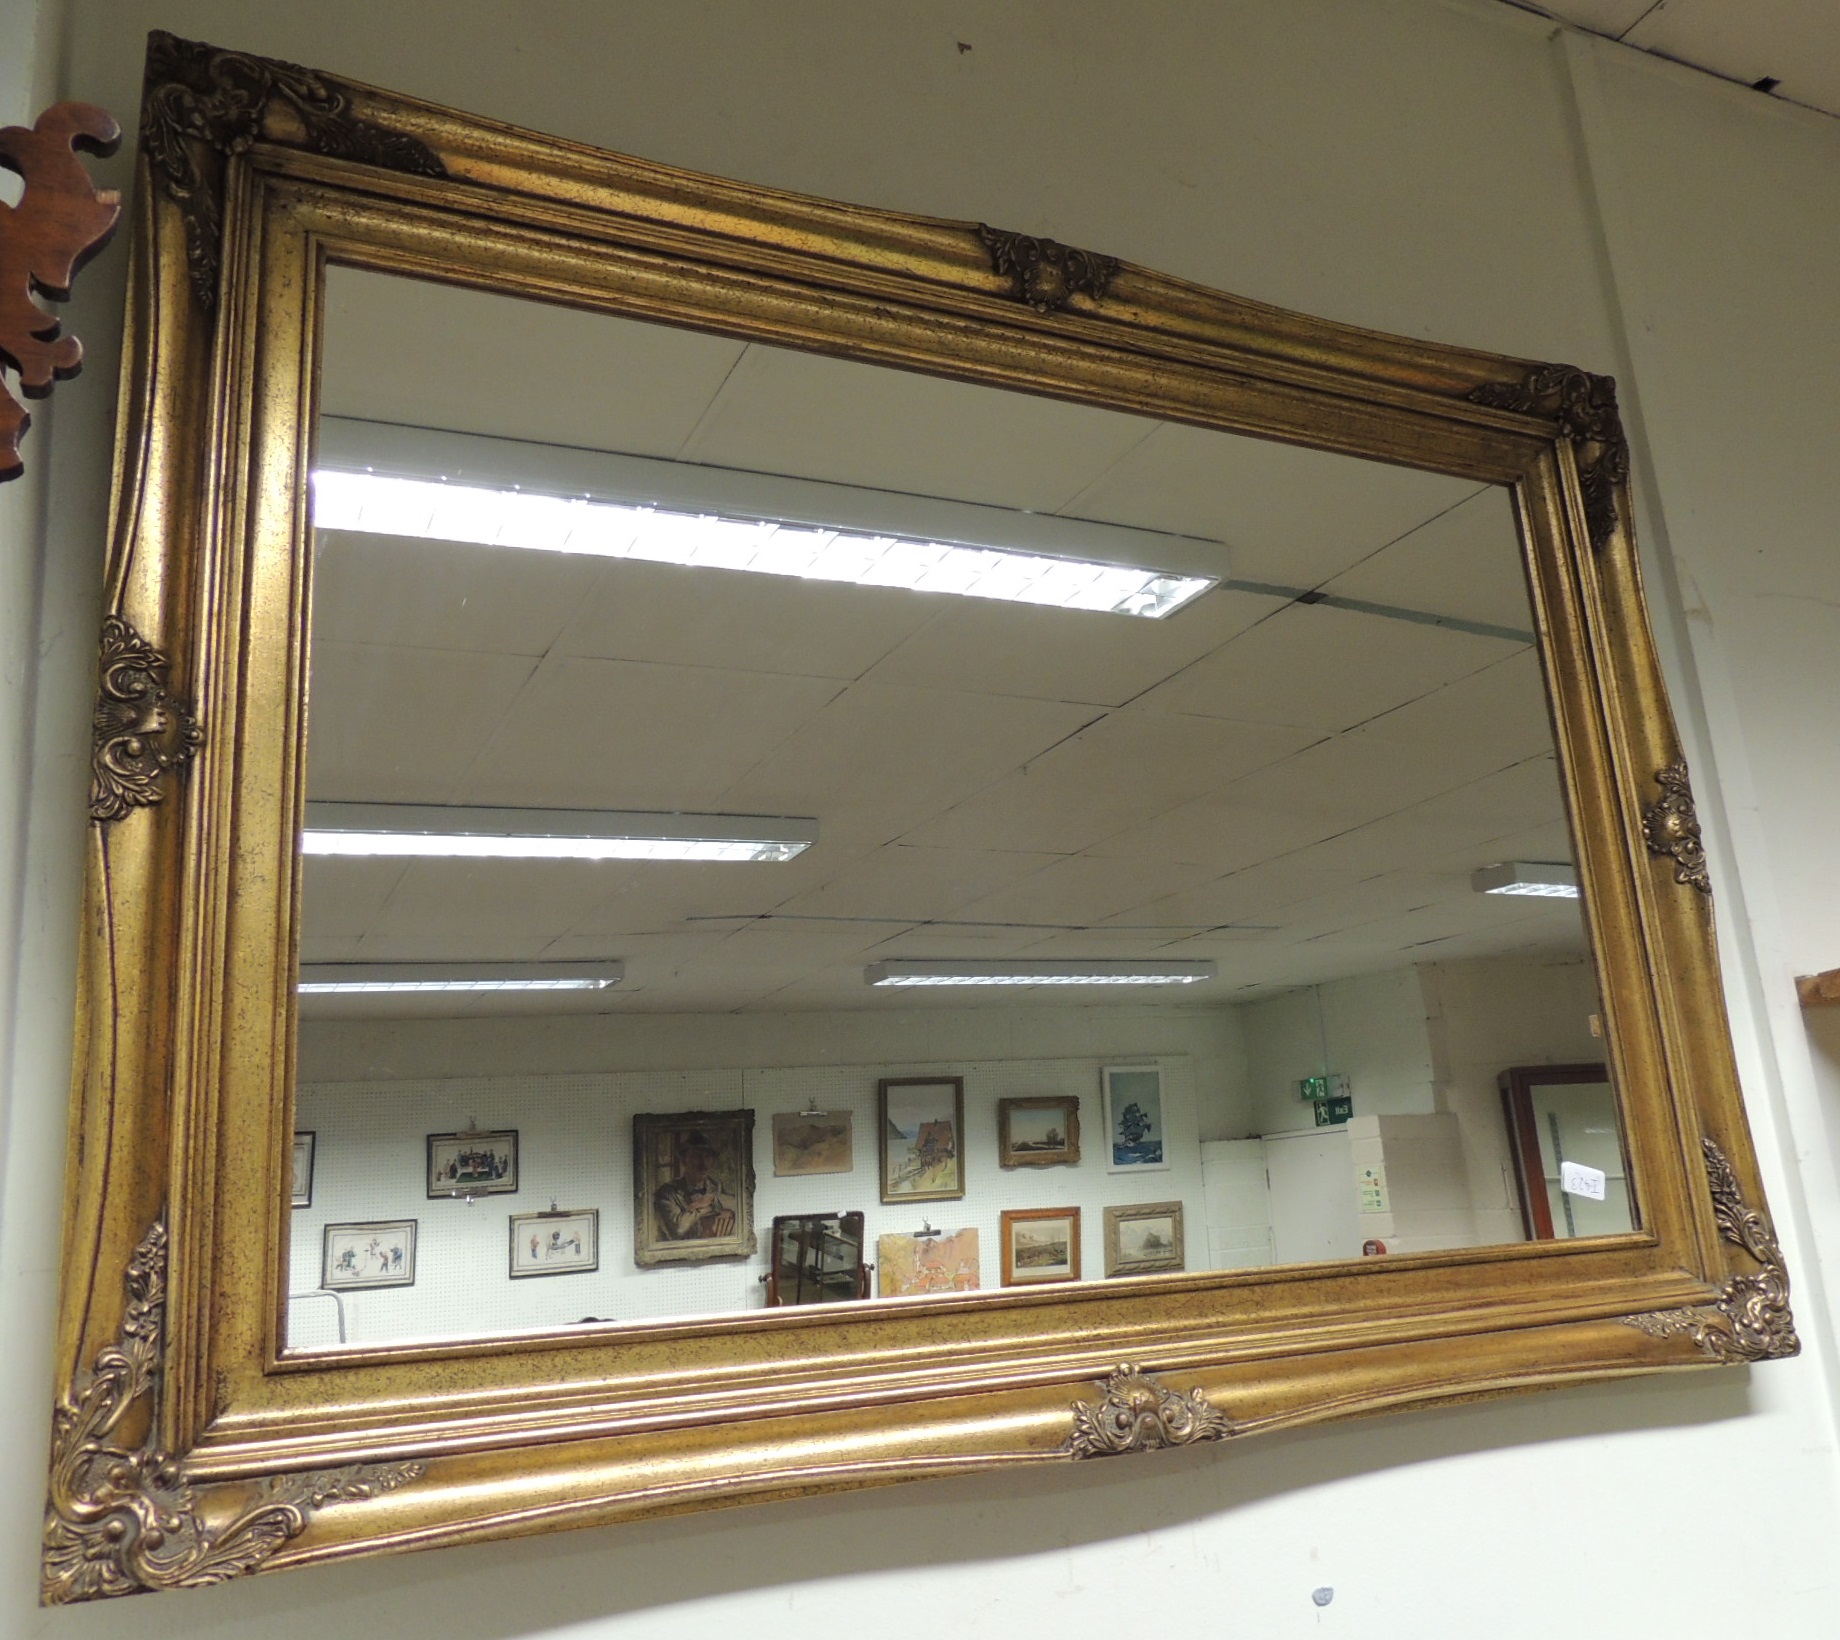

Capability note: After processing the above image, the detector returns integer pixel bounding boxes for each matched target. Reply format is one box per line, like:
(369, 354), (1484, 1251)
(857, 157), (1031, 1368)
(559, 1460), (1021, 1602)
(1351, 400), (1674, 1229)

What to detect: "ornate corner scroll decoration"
(0, 102), (123, 482)
(90, 615), (204, 824)
(141, 30), (446, 309)
(1063, 1364), (1233, 1459)
(1467, 364), (1629, 554)
(1623, 1138), (1799, 1364)
(43, 1220), (424, 1604)
(977, 225), (1119, 315)
(1641, 760), (1711, 895)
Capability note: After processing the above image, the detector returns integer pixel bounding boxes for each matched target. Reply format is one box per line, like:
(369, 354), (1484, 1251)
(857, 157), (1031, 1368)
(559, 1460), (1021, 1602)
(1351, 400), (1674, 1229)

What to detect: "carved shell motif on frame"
(47, 30), (1794, 1602)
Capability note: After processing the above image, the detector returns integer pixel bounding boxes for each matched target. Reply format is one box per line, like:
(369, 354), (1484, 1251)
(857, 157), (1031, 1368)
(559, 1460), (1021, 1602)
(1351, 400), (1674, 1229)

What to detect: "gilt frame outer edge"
(48, 31), (1784, 1598)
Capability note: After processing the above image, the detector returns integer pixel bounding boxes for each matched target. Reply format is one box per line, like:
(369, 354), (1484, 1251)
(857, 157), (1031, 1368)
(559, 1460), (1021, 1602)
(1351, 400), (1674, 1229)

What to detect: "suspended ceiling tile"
(1083, 794), (1341, 873)
(313, 534), (599, 657)
(1317, 487), (1534, 633)
(556, 557), (938, 679)
(305, 643), (540, 803)
(1277, 802), (1527, 876)
(321, 267), (747, 455)
(299, 935), (366, 963)
(1529, 2), (1660, 38)
(1135, 603), (1522, 732)
(560, 851), (858, 936)
(717, 682), (1102, 840)
(1219, 729), (1525, 834)
(1354, 649), (1553, 757)
(1424, 754), (1569, 831)
(297, 986), (626, 1022)
(678, 342), (1155, 511)
(301, 857), (411, 938)
(533, 930), (734, 970)
(1437, 817), (1577, 869)
(1624, 0), (1840, 116)
(905, 712), (1318, 856)
(460, 655), (846, 810)
(354, 858), (646, 949)
(858, 585), (1287, 707)
(951, 853), (1226, 928)
(861, 926), (1067, 960)
(771, 842), (1066, 923)
(1067, 421), (1482, 588)
(1111, 859), (1371, 927)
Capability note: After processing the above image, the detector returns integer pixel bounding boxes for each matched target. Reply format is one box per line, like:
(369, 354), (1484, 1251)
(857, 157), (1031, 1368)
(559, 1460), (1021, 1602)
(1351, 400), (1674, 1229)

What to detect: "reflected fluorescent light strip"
(302, 802), (816, 862)
(299, 961), (623, 994)
(865, 960), (1217, 988)
(1470, 861), (1580, 899)
(311, 470), (1214, 619)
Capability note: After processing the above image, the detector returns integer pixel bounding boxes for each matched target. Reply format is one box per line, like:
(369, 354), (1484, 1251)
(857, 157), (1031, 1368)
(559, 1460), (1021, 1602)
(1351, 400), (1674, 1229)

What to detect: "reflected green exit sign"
(1314, 1095), (1354, 1127)
(1298, 1073), (1350, 1103)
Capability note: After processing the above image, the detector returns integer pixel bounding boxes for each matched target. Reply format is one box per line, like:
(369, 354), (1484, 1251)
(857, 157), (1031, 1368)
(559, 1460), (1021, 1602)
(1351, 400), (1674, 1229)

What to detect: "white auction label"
(1560, 1160), (1607, 1201)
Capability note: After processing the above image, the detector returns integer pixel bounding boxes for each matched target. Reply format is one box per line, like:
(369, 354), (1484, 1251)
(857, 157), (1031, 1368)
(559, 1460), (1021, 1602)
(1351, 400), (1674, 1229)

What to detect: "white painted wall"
(1422, 953), (1603, 1246)
(289, 1049), (1209, 1345)
(9, 3), (1840, 1635)
(1243, 968), (1437, 1135)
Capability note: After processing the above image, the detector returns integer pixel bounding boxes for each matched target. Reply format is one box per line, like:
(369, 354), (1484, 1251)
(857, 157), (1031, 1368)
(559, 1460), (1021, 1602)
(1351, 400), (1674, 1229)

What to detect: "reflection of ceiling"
(302, 269), (1586, 1015)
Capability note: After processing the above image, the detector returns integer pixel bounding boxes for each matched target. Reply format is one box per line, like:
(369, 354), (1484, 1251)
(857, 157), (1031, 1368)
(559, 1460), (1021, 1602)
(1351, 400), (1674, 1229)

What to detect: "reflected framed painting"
(632, 1110), (757, 1265)
(1104, 1202), (1185, 1278)
(1102, 1066), (1168, 1173)
(290, 1131), (315, 1208)
(771, 1109), (853, 1177)
(998, 1096), (1081, 1169)
(879, 1078), (965, 1203)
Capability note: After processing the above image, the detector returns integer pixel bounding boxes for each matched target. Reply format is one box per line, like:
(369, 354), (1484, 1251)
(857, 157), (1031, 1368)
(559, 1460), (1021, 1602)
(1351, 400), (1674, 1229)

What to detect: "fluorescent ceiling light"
(311, 466), (1215, 620)
(864, 959), (1217, 988)
(1470, 861), (1580, 900)
(298, 961), (623, 994)
(302, 802), (816, 862)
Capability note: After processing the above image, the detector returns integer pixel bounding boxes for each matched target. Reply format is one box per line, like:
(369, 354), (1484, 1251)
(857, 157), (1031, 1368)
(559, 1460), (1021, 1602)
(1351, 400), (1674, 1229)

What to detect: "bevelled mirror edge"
(44, 29), (1791, 1603)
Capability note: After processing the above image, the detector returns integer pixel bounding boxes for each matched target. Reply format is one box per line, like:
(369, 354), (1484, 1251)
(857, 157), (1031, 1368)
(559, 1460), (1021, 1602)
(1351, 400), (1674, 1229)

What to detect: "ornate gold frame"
(46, 31), (1795, 1603)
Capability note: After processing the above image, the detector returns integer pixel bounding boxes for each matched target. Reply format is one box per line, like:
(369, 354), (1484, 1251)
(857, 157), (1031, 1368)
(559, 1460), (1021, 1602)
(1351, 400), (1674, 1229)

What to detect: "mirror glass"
(768, 1212), (868, 1306)
(283, 267), (1622, 1351)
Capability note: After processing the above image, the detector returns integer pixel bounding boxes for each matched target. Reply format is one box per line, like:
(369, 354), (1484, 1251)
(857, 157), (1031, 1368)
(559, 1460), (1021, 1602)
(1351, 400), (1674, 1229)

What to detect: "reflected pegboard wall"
(288, 1053), (1201, 1349)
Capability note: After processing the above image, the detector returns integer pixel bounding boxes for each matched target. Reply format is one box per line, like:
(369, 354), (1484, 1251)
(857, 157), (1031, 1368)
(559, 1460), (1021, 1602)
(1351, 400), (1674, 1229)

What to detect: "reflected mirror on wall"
(282, 265), (1630, 1351)
(1500, 1063), (1634, 1239)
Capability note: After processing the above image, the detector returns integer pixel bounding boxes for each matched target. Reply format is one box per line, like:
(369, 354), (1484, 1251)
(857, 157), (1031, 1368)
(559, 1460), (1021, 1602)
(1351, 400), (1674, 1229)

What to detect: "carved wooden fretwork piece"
(42, 1221), (423, 1604)
(1063, 1365), (1233, 1458)
(977, 225), (1119, 314)
(1641, 761), (1711, 895)
(0, 102), (122, 482)
(1624, 1138), (1799, 1363)
(89, 615), (204, 823)
(1468, 364), (1629, 554)
(141, 31), (445, 308)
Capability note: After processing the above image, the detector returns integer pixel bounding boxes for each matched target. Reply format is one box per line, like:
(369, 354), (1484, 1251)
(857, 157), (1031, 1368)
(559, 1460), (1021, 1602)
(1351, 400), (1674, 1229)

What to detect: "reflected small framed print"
(1104, 1201), (1184, 1277)
(291, 1131), (315, 1208)
(510, 1210), (599, 1278)
(427, 1129), (519, 1198)
(1102, 1065), (1168, 1173)
(1000, 1207), (1081, 1286)
(322, 1220), (417, 1290)
(771, 1109), (853, 1177)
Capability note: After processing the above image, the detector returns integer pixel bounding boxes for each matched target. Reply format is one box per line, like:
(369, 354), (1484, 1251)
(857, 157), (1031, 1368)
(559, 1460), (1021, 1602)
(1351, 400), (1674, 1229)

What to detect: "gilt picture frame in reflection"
(427, 1129), (518, 1198)
(1104, 1202), (1184, 1278)
(1102, 1065), (1168, 1173)
(997, 1096), (1081, 1169)
(878, 1078), (965, 1204)
(291, 1131), (315, 1208)
(632, 1110), (757, 1266)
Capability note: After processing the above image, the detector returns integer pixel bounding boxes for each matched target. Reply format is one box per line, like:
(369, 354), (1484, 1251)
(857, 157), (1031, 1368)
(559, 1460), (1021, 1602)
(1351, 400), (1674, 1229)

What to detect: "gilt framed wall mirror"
(47, 29), (1796, 1603)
